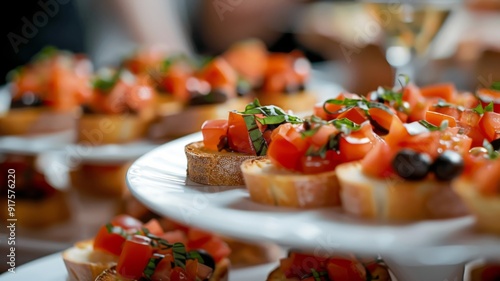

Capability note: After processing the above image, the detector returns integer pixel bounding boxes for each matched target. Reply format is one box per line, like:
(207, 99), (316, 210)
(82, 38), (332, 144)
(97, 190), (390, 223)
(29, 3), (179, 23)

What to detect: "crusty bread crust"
(149, 98), (251, 139)
(62, 240), (119, 281)
(266, 266), (293, 281)
(336, 162), (468, 221)
(241, 158), (341, 208)
(77, 114), (149, 145)
(256, 91), (316, 114)
(453, 179), (500, 235)
(185, 141), (257, 186)
(0, 107), (77, 136)
(92, 257), (230, 281)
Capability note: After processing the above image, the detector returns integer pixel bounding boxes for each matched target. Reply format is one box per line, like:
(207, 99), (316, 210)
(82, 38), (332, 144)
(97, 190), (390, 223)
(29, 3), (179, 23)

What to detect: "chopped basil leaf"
(397, 73), (410, 88)
(93, 70), (121, 92)
(473, 102), (494, 114)
(187, 251), (205, 264)
(417, 120), (445, 132)
(143, 257), (160, 279)
(172, 243), (187, 269)
(33, 46), (58, 61)
(243, 114), (268, 156)
(105, 224), (128, 238)
(491, 82), (500, 91)
(331, 118), (361, 135)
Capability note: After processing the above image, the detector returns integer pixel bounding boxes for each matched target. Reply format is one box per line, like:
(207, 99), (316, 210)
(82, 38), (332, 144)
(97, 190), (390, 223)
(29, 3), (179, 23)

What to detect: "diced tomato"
(187, 228), (213, 249)
(361, 141), (396, 178)
(476, 88), (500, 113)
(337, 107), (367, 125)
(300, 152), (339, 174)
(339, 134), (373, 163)
(399, 131), (441, 159)
(170, 266), (189, 281)
(402, 83), (423, 110)
(368, 107), (394, 132)
(196, 237), (231, 263)
(315, 93), (361, 121)
(143, 219), (164, 236)
(439, 127), (472, 154)
(326, 258), (366, 281)
(201, 119), (228, 151)
(455, 91), (479, 108)
(110, 215), (143, 230)
(420, 83), (456, 102)
(430, 105), (462, 120)
(281, 252), (327, 279)
(151, 254), (174, 280)
(199, 57), (237, 96)
(268, 124), (308, 171)
(408, 99), (430, 122)
(383, 115), (408, 147)
(478, 111), (500, 141)
(117, 235), (153, 280)
(223, 39), (267, 87)
(227, 111), (255, 154)
(425, 111), (457, 127)
(161, 230), (188, 245)
(93, 225), (127, 256)
(185, 259), (199, 280)
(309, 125), (338, 147)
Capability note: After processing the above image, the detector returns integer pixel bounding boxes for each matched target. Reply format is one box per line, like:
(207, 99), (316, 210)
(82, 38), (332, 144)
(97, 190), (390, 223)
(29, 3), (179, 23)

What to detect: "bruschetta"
(185, 99), (303, 186)
(242, 116), (380, 208)
(1, 47), (91, 136)
(63, 215), (231, 281)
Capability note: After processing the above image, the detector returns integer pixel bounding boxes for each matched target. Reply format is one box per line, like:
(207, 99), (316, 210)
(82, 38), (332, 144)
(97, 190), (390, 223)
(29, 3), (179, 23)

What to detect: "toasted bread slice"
(63, 240), (119, 281)
(257, 91), (316, 114)
(94, 258), (230, 281)
(185, 141), (258, 186)
(222, 237), (283, 268)
(453, 179), (500, 235)
(241, 158), (341, 208)
(0, 107), (77, 136)
(336, 162), (468, 221)
(77, 114), (149, 145)
(266, 266), (294, 281)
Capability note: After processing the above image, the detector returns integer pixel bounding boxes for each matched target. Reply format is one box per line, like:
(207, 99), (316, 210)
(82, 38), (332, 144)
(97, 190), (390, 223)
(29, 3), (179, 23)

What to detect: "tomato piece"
(111, 215), (143, 230)
(368, 107), (394, 132)
(170, 267), (189, 281)
(143, 218), (164, 236)
(187, 228), (213, 249)
(300, 152), (339, 174)
(402, 83), (423, 109)
(223, 39), (267, 87)
(196, 237), (231, 263)
(425, 111), (457, 127)
(430, 105), (462, 120)
(199, 57), (237, 96)
(439, 128), (472, 155)
(161, 230), (188, 245)
(309, 125), (338, 148)
(93, 225), (127, 256)
(316, 93), (361, 121)
(227, 111), (255, 155)
(479, 111), (500, 141)
(282, 252), (327, 279)
(327, 258), (366, 281)
(383, 115), (408, 147)
(337, 107), (367, 125)
(117, 235), (153, 280)
(399, 131), (441, 159)
(420, 83), (456, 102)
(201, 120), (228, 151)
(151, 254), (174, 280)
(361, 142), (396, 178)
(268, 124), (308, 171)
(339, 134), (373, 163)
(185, 259), (199, 280)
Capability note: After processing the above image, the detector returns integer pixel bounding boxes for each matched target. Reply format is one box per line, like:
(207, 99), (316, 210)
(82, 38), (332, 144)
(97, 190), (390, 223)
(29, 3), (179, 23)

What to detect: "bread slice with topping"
(185, 141), (258, 186)
(241, 158), (341, 208)
(62, 240), (118, 281)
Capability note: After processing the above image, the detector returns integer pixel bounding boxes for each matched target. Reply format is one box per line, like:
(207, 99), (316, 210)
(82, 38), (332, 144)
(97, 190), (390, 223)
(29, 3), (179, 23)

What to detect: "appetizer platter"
(127, 79), (500, 280)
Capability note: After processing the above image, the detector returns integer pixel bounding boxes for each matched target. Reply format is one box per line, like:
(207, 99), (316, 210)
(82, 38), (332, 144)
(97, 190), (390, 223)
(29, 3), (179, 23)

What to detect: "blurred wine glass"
(362, 0), (462, 82)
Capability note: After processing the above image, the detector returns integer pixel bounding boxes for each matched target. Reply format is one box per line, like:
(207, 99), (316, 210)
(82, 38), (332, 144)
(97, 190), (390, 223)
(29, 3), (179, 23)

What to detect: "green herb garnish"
(473, 102), (494, 114)
(93, 69), (121, 92)
(491, 82), (500, 91)
(417, 120), (448, 132)
(331, 118), (361, 135)
(242, 114), (268, 156)
(33, 46), (58, 61)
